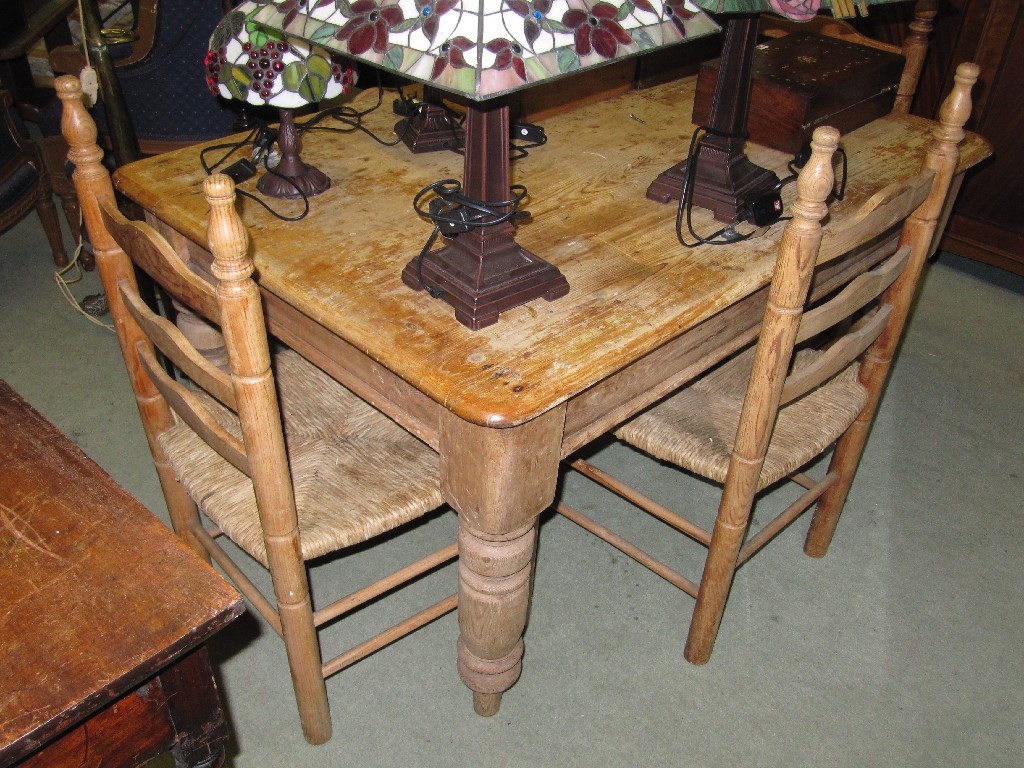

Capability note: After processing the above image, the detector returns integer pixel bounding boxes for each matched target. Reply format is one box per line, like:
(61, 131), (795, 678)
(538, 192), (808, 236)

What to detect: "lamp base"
(256, 161), (331, 199)
(257, 107), (331, 199)
(646, 147), (778, 222)
(646, 13), (778, 223)
(396, 104), (464, 154)
(402, 235), (569, 331)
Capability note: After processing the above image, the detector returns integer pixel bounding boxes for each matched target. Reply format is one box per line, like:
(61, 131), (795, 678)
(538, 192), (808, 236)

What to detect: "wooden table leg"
(439, 405), (566, 715)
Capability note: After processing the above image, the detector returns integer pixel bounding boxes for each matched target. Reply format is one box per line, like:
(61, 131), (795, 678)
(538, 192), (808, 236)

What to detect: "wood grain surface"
(113, 77), (990, 428)
(0, 379), (243, 764)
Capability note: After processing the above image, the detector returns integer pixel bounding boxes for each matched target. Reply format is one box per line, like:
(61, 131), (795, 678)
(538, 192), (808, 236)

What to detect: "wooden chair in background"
(43, 0), (240, 251)
(0, 87), (65, 265)
(558, 62), (978, 665)
(759, 0), (937, 114)
(58, 74), (457, 745)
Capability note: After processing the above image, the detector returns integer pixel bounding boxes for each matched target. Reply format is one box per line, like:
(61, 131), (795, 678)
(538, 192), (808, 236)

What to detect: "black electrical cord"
(411, 178), (530, 297)
(199, 124), (310, 221)
(199, 127), (260, 175)
(674, 128), (764, 248)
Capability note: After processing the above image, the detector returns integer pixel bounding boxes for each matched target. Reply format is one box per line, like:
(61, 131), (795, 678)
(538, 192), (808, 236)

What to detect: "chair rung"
(568, 458), (712, 547)
(556, 502), (699, 598)
(189, 520), (283, 636)
(321, 593), (458, 678)
(737, 473), (836, 565)
(313, 542), (459, 627)
(791, 473), (817, 490)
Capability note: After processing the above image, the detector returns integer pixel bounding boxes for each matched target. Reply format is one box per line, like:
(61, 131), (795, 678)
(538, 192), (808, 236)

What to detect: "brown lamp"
(206, 1), (356, 199)
(647, 0), (915, 222)
(247, 0), (722, 329)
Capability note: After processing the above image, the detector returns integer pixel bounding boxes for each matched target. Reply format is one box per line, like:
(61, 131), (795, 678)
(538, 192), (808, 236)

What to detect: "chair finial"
(939, 62), (979, 141)
(56, 75), (103, 173)
(205, 174), (252, 284)
(791, 126), (839, 225)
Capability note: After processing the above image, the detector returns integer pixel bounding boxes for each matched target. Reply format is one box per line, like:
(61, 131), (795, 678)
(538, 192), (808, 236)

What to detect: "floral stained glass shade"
(205, 1), (359, 198)
(252, 0), (721, 101)
(206, 0), (356, 108)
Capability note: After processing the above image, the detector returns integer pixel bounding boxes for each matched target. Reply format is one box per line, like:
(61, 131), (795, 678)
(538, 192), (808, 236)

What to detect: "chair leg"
(803, 409), (874, 557)
(157, 463), (211, 563)
(34, 183), (67, 267)
(274, 573), (332, 745)
(684, 492), (753, 665)
(42, 135), (89, 267)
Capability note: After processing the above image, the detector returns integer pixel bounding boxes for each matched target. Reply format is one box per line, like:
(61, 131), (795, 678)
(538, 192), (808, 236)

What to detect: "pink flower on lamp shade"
(769, 0), (821, 22)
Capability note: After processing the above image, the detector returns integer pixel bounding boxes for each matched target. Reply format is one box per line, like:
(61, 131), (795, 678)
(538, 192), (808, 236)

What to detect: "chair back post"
(803, 62), (979, 558)
(685, 126), (839, 665)
(204, 174), (332, 746)
(894, 0), (938, 114)
(58, 74), (208, 556)
(881, 62), (977, 353)
(58, 75), (154, 412)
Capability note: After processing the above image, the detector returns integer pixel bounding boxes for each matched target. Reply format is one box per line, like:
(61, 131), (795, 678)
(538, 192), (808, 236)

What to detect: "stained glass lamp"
(646, 0), (913, 221)
(206, 1), (357, 198)
(243, 0), (721, 329)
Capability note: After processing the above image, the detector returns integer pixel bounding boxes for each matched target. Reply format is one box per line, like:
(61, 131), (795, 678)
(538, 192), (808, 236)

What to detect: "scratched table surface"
(0, 379), (243, 765)
(114, 77), (990, 428)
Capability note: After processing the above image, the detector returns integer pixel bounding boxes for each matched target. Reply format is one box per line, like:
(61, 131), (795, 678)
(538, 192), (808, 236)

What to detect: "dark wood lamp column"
(646, 14), (778, 222)
(402, 99), (568, 331)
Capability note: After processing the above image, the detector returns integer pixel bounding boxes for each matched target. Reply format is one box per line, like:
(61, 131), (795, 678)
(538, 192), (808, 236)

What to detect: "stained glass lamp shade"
(250, 0), (721, 100)
(206, 1), (357, 198)
(646, 0), (913, 221)
(230, 0), (721, 328)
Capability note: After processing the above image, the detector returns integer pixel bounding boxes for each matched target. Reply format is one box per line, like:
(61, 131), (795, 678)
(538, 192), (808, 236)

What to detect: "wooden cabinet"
(862, 0), (1024, 274)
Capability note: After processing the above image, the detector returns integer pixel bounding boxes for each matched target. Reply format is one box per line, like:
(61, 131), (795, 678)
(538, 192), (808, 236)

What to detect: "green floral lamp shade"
(248, 0), (722, 100)
(206, 1), (357, 109)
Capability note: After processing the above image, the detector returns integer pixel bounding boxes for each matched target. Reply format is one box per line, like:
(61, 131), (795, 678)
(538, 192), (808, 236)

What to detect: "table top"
(114, 77), (990, 428)
(0, 379), (244, 764)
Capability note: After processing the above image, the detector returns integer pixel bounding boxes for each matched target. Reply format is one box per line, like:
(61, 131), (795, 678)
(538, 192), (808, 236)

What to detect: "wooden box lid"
(693, 32), (905, 154)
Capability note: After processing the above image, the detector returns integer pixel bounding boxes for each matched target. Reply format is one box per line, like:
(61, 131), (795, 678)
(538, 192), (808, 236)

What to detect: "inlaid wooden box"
(692, 32), (905, 155)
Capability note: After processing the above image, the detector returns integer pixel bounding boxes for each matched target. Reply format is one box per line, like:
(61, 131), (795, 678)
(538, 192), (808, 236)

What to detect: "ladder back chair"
(57, 74), (457, 745)
(1, 87), (65, 266)
(759, 0), (937, 115)
(559, 62), (979, 666)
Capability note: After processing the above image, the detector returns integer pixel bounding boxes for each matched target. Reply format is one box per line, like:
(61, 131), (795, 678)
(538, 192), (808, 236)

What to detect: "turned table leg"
(439, 405), (566, 715)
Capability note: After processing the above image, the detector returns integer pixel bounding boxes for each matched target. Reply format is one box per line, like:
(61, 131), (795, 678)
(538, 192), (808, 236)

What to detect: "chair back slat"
(136, 342), (251, 475)
(780, 305), (891, 406)
(821, 170), (932, 263)
(118, 282), (236, 409)
(796, 245), (911, 344)
(99, 204), (222, 325)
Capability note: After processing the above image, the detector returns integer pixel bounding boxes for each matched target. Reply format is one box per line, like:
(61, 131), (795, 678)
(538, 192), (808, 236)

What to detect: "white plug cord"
(54, 210), (114, 331)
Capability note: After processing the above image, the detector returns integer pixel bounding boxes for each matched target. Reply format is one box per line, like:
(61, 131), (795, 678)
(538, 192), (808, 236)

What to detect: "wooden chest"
(692, 32), (905, 154)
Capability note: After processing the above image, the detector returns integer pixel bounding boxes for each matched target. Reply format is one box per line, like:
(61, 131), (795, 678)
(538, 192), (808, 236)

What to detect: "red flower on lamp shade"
(769, 0), (821, 22)
(662, 0), (697, 35)
(484, 38), (528, 81)
(506, 0), (554, 47)
(430, 36), (475, 80)
(562, 3), (633, 59)
(414, 0), (460, 43)
(335, 0), (405, 56)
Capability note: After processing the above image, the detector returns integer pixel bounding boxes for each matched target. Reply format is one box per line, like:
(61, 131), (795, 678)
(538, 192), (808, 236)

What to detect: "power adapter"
(511, 123), (545, 144)
(428, 198), (474, 235)
(222, 158), (257, 184)
(741, 190), (784, 227)
(252, 124), (278, 163)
